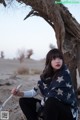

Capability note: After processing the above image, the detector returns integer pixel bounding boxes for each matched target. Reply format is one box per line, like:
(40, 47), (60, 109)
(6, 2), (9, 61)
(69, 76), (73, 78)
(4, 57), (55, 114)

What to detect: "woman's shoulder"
(60, 65), (72, 83)
(61, 65), (71, 75)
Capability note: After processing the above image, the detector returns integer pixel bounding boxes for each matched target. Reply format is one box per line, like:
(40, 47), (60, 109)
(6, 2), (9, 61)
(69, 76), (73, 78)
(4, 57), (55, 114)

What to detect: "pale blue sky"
(0, 1), (80, 60)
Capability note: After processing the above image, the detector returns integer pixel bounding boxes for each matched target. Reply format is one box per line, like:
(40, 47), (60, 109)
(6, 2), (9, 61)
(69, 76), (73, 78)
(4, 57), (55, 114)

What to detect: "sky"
(0, 0), (80, 60)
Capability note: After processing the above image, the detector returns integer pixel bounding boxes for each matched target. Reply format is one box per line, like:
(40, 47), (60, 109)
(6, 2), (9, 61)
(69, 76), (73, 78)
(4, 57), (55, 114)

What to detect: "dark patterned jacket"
(37, 65), (78, 119)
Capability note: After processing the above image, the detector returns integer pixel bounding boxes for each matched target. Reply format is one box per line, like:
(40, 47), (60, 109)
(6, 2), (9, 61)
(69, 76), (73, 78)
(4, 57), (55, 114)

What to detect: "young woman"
(11, 48), (78, 120)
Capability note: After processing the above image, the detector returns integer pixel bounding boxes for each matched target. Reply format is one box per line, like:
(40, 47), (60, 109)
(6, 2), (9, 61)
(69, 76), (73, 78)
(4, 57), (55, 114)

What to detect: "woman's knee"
(19, 97), (25, 106)
(19, 97), (23, 102)
(19, 97), (36, 106)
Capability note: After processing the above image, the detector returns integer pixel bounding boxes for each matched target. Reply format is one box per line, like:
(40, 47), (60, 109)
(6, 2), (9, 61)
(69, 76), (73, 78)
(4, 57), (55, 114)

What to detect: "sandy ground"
(0, 58), (45, 120)
(0, 58), (80, 120)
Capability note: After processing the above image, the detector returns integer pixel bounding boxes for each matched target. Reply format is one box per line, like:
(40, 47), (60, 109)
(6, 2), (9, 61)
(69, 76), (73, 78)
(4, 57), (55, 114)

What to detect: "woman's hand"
(11, 88), (24, 97)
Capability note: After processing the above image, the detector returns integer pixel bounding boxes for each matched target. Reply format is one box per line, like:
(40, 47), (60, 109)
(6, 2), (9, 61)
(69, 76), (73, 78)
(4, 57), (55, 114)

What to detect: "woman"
(11, 48), (78, 120)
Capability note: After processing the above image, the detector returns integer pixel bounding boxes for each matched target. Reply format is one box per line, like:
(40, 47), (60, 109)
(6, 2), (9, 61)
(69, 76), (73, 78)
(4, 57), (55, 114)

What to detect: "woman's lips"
(56, 64), (60, 67)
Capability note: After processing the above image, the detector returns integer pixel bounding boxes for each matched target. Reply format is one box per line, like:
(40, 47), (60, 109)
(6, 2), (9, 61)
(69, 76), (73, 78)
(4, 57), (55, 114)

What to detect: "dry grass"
(16, 67), (42, 75)
(29, 68), (42, 75)
(17, 67), (29, 75)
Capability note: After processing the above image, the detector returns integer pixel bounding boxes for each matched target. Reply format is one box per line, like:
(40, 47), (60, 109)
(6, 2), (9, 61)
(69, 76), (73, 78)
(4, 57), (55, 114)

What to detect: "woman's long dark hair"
(40, 48), (64, 82)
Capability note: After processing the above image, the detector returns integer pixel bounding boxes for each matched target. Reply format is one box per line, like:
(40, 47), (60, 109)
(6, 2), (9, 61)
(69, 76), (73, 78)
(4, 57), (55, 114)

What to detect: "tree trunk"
(2, 0), (80, 93)
(17, 0), (80, 92)
(0, 0), (6, 6)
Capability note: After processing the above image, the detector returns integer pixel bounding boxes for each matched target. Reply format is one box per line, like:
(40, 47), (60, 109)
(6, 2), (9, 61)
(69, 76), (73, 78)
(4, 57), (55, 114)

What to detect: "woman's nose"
(55, 58), (60, 62)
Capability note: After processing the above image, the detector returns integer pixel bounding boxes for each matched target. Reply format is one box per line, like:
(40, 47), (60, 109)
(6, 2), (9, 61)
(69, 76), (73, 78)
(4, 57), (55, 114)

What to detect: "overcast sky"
(0, 1), (80, 60)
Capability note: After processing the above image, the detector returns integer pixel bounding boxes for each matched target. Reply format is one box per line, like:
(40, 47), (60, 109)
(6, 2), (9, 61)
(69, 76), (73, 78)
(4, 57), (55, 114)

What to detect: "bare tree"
(17, 49), (25, 63)
(26, 49), (33, 59)
(1, 0), (80, 93)
(0, 51), (4, 59)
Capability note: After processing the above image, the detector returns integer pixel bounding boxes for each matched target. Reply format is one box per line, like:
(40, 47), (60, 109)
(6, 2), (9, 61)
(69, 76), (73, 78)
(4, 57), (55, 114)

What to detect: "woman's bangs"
(52, 53), (63, 59)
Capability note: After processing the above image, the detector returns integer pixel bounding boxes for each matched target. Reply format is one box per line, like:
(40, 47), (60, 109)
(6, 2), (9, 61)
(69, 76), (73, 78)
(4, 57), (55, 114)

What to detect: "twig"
(0, 84), (22, 111)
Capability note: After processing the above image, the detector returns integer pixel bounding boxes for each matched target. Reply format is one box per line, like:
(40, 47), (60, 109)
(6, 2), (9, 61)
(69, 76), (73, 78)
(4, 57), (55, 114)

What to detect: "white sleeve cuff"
(23, 89), (37, 97)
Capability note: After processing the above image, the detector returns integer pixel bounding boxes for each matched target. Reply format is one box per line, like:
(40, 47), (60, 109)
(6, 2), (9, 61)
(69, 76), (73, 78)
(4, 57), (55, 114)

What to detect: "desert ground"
(0, 58), (45, 120)
(0, 58), (80, 120)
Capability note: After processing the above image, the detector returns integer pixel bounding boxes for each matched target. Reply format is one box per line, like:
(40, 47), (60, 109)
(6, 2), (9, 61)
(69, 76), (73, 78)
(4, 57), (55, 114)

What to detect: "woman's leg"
(43, 97), (73, 120)
(19, 97), (41, 120)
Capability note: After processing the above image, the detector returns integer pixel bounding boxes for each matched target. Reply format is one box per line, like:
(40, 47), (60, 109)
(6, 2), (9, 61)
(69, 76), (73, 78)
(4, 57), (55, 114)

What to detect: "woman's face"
(51, 58), (63, 70)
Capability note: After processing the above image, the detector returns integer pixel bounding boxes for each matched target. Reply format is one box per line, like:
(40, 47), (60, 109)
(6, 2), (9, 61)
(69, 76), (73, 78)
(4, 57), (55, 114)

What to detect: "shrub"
(17, 67), (29, 75)
(26, 49), (33, 59)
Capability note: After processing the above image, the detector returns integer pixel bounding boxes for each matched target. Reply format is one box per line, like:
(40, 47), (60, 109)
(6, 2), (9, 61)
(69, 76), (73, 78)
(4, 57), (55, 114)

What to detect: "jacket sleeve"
(23, 88), (38, 97)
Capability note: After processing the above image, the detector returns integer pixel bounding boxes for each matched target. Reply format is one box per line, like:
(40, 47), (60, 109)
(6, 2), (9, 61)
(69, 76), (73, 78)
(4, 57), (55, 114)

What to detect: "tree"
(26, 49), (33, 59)
(0, 51), (4, 58)
(17, 49), (25, 63)
(1, 0), (80, 93)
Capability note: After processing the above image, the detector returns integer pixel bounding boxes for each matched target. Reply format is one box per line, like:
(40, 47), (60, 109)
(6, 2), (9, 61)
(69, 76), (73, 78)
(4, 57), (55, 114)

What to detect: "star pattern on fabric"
(48, 92), (49, 95)
(41, 99), (45, 105)
(66, 69), (70, 74)
(56, 76), (64, 83)
(51, 87), (55, 90)
(56, 88), (63, 96)
(72, 89), (74, 93)
(43, 83), (47, 89)
(45, 97), (48, 101)
(66, 83), (72, 88)
(72, 101), (75, 106)
(67, 93), (71, 99)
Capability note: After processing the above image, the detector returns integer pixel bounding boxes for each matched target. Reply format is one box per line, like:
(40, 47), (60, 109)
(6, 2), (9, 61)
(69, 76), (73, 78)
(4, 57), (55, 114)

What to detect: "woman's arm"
(11, 88), (38, 97)
(23, 89), (38, 97)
